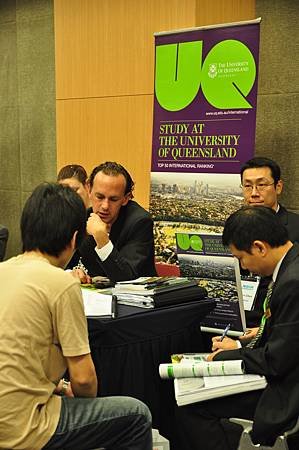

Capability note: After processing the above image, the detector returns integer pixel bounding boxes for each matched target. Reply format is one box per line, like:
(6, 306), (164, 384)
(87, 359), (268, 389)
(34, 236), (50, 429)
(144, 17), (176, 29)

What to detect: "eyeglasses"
(240, 182), (275, 193)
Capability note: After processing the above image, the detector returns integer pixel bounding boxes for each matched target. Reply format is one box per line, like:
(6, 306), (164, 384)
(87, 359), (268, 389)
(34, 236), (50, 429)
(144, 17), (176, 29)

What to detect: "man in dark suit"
(177, 206), (299, 450)
(69, 161), (156, 282)
(240, 156), (299, 326)
(241, 156), (299, 243)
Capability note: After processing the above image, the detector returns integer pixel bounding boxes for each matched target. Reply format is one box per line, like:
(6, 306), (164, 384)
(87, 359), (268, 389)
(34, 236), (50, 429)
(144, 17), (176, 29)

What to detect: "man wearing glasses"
(240, 156), (299, 242)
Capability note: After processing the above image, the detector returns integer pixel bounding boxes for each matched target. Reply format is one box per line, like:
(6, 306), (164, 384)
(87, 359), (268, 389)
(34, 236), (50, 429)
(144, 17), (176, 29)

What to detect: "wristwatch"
(60, 378), (70, 395)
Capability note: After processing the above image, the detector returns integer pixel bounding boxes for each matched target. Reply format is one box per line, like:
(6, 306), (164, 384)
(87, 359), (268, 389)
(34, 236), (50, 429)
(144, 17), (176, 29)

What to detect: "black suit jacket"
(70, 201), (157, 281)
(246, 204), (299, 327)
(277, 204), (299, 243)
(216, 243), (299, 444)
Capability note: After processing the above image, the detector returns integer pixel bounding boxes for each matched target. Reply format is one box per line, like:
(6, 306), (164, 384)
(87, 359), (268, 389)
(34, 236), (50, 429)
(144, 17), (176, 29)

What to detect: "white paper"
(81, 288), (112, 317)
(241, 278), (260, 311)
(174, 374), (267, 405)
(159, 360), (244, 378)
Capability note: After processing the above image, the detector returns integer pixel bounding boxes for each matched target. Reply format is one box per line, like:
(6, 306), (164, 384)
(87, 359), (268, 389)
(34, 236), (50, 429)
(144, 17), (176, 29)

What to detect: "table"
(87, 298), (215, 447)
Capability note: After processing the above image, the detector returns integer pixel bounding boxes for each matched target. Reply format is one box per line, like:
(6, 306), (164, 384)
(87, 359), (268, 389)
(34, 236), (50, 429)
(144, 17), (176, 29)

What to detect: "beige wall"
(0, 0), (56, 259)
(255, 0), (299, 213)
(54, 0), (255, 208)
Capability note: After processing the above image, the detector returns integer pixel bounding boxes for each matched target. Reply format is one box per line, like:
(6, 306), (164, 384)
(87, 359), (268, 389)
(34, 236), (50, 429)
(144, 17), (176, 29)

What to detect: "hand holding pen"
(211, 324), (240, 352)
(220, 323), (231, 341)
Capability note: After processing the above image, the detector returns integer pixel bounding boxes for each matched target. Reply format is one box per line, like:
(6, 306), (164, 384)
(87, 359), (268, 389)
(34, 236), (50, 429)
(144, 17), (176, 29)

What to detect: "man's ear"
(252, 240), (268, 256)
(71, 231), (78, 251)
(121, 193), (131, 207)
(275, 179), (283, 196)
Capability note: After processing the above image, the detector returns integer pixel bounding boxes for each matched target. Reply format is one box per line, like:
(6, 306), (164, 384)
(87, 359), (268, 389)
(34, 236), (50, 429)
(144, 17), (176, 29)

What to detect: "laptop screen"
(176, 232), (246, 336)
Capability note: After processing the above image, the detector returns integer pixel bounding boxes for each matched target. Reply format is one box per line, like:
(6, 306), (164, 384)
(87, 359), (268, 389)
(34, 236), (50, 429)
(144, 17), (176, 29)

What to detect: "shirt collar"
(272, 252), (286, 282)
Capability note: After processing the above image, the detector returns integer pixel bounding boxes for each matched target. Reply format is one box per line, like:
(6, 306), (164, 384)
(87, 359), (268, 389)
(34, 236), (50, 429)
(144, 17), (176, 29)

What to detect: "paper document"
(81, 288), (112, 317)
(159, 359), (244, 378)
(174, 373), (267, 405)
(241, 277), (260, 311)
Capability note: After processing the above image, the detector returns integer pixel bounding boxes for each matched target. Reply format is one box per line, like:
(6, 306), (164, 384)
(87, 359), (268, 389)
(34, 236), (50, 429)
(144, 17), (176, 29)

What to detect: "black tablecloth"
(87, 298), (215, 447)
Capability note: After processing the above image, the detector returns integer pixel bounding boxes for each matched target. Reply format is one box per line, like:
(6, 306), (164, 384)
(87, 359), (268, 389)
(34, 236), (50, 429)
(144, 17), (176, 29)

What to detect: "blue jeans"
(43, 396), (152, 450)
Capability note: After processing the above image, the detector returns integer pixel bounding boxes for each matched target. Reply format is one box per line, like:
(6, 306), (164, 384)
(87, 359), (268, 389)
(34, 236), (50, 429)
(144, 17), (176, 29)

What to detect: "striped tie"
(246, 280), (274, 349)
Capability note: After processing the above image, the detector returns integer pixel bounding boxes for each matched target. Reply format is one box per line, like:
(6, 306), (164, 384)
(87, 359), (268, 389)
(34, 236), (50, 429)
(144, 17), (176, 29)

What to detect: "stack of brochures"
(112, 276), (207, 308)
(159, 353), (267, 406)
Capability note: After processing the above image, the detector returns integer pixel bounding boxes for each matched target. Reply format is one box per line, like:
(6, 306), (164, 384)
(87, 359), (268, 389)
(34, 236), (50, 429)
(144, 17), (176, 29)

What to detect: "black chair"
(0, 225), (8, 261)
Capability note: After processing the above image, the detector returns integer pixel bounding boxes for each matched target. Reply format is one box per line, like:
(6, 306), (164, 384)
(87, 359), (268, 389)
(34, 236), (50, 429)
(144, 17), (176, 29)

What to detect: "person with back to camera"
(0, 182), (152, 450)
(69, 161), (157, 283)
(57, 163), (91, 209)
(176, 206), (299, 450)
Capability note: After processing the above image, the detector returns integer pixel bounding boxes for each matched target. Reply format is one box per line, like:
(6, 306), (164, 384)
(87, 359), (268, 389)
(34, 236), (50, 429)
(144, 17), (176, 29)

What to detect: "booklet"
(159, 359), (245, 378)
(113, 276), (197, 295)
(174, 373), (267, 406)
(159, 352), (266, 405)
(176, 232), (246, 336)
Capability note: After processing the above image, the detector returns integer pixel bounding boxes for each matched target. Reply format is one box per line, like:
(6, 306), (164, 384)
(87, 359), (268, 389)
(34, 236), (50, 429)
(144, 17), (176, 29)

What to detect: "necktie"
(246, 280), (274, 349)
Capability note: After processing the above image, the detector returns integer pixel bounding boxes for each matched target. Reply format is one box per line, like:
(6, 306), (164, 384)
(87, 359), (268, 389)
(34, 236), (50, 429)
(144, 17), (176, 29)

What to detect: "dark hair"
(89, 161), (134, 196)
(21, 183), (86, 257)
(57, 164), (88, 185)
(222, 206), (289, 252)
(240, 157), (281, 186)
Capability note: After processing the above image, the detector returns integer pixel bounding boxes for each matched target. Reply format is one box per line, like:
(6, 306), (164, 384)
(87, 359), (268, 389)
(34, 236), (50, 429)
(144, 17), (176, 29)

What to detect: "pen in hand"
(220, 323), (231, 341)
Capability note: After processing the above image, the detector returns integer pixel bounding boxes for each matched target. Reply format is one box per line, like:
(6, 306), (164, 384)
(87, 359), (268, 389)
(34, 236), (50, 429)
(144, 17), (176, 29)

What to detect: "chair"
(0, 225), (8, 261)
(230, 417), (299, 450)
(155, 262), (180, 277)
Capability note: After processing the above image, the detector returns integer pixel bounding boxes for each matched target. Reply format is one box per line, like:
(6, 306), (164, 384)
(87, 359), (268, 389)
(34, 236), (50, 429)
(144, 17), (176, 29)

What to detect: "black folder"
(152, 285), (208, 308)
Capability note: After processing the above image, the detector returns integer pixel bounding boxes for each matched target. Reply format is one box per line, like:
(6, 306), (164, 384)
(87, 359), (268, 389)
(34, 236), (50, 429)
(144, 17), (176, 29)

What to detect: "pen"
(111, 295), (118, 319)
(220, 323), (231, 341)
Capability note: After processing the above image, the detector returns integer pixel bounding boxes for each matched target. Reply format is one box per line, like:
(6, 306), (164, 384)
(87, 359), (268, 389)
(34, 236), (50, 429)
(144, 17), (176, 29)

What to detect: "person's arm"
(101, 221), (155, 280)
(66, 353), (98, 397)
(211, 328), (259, 352)
(54, 280), (97, 396)
(71, 267), (92, 284)
(95, 216), (156, 281)
(212, 278), (299, 377)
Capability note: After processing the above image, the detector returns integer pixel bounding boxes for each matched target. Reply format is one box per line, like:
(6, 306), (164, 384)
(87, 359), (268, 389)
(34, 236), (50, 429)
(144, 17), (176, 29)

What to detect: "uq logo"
(176, 233), (204, 252)
(155, 39), (256, 111)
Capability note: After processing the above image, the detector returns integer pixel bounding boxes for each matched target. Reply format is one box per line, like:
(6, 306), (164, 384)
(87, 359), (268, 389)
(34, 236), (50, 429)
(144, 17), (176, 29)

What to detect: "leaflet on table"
(81, 287), (112, 317)
(176, 232), (246, 336)
(159, 359), (244, 378)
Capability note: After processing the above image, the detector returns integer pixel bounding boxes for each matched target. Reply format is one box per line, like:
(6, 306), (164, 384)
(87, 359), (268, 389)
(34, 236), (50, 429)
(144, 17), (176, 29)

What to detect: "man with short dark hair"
(0, 182), (152, 450)
(240, 156), (299, 242)
(240, 157), (299, 326)
(176, 206), (299, 450)
(70, 161), (157, 282)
